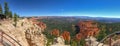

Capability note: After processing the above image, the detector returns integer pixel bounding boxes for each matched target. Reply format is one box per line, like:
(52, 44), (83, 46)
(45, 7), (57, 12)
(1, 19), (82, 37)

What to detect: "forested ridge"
(39, 17), (120, 46)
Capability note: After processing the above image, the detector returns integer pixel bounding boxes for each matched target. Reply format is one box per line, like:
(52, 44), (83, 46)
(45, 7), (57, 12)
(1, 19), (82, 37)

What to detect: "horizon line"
(21, 15), (120, 18)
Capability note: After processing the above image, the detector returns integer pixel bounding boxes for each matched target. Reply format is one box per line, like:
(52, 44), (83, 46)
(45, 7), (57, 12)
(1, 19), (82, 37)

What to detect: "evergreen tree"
(71, 40), (77, 46)
(0, 4), (3, 14)
(14, 13), (18, 27)
(96, 25), (107, 41)
(79, 39), (86, 46)
(4, 2), (9, 18)
(8, 11), (12, 18)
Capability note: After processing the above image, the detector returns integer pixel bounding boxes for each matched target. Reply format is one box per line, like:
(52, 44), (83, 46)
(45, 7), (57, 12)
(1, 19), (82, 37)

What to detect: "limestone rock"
(85, 36), (108, 46)
(51, 36), (70, 46)
(0, 18), (47, 46)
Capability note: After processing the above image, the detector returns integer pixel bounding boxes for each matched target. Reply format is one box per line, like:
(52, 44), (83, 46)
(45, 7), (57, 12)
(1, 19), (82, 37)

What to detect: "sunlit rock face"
(51, 29), (60, 37)
(36, 22), (46, 32)
(30, 17), (46, 32)
(112, 39), (120, 46)
(51, 36), (70, 46)
(61, 31), (70, 42)
(53, 36), (65, 45)
(75, 20), (99, 41)
(0, 18), (47, 46)
(22, 18), (47, 46)
(85, 36), (108, 46)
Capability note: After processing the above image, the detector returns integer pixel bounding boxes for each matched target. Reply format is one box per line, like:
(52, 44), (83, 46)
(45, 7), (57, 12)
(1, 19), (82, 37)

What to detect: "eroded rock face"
(75, 33), (82, 41)
(30, 17), (46, 32)
(36, 22), (46, 32)
(53, 36), (65, 45)
(51, 36), (70, 46)
(0, 18), (47, 46)
(25, 24), (46, 46)
(61, 31), (70, 42)
(75, 20), (99, 41)
(22, 18), (47, 46)
(112, 39), (120, 46)
(51, 29), (60, 37)
(85, 36), (108, 46)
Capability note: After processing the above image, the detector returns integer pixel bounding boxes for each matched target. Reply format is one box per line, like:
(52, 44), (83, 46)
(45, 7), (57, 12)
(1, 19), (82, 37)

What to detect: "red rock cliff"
(75, 20), (99, 41)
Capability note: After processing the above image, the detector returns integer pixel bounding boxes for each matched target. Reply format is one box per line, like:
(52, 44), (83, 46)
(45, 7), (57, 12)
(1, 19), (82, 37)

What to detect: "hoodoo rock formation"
(51, 29), (60, 37)
(61, 31), (70, 42)
(75, 20), (99, 41)
(30, 17), (46, 32)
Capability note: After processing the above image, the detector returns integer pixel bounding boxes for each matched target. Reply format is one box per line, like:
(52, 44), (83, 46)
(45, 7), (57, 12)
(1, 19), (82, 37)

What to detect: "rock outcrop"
(75, 20), (99, 41)
(51, 29), (60, 37)
(112, 39), (120, 46)
(61, 31), (70, 42)
(85, 36), (108, 46)
(0, 18), (47, 46)
(51, 36), (70, 46)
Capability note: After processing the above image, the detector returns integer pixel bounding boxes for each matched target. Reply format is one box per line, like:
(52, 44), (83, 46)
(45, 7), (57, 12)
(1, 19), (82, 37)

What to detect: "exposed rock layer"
(0, 18), (47, 46)
(75, 20), (99, 41)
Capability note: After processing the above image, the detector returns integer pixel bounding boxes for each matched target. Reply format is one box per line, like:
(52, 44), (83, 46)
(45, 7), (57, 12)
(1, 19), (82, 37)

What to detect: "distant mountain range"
(74, 16), (120, 23)
(29, 16), (120, 23)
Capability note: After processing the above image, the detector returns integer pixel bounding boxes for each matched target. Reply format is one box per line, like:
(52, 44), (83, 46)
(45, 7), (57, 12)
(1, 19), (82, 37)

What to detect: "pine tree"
(4, 2), (9, 18)
(0, 4), (3, 14)
(71, 40), (77, 46)
(96, 25), (107, 41)
(14, 13), (18, 27)
(8, 11), (12, 18)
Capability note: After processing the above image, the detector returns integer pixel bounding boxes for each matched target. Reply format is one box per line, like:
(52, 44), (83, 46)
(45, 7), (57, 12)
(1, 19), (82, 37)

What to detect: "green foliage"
(71, 39), (86, 46)
(3, 2), (14, 18)
(70, 40), (77, 46)
(39, 18), (84, 45)
(97, 31), (106, 41)
(46, 39), (53, 46)
(8, 11), (13, 18)
(96, 22), (120, 42)
(14, 13), (18, 27)
(0, 4), (3, 14)
(79, 39), (86, 46)
(43, 31), (55, 45)
(39, 18), (77, 36)
(40, 18), (78, 45)
(4, 2), (9, 17)
(65, 40), (70, 45)
(39, 18), (120, 45)
(96, 23), (108, 41)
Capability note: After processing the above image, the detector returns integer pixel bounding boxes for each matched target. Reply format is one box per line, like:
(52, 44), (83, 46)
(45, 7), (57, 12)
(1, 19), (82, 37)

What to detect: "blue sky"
(0, 0), (120, 18)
